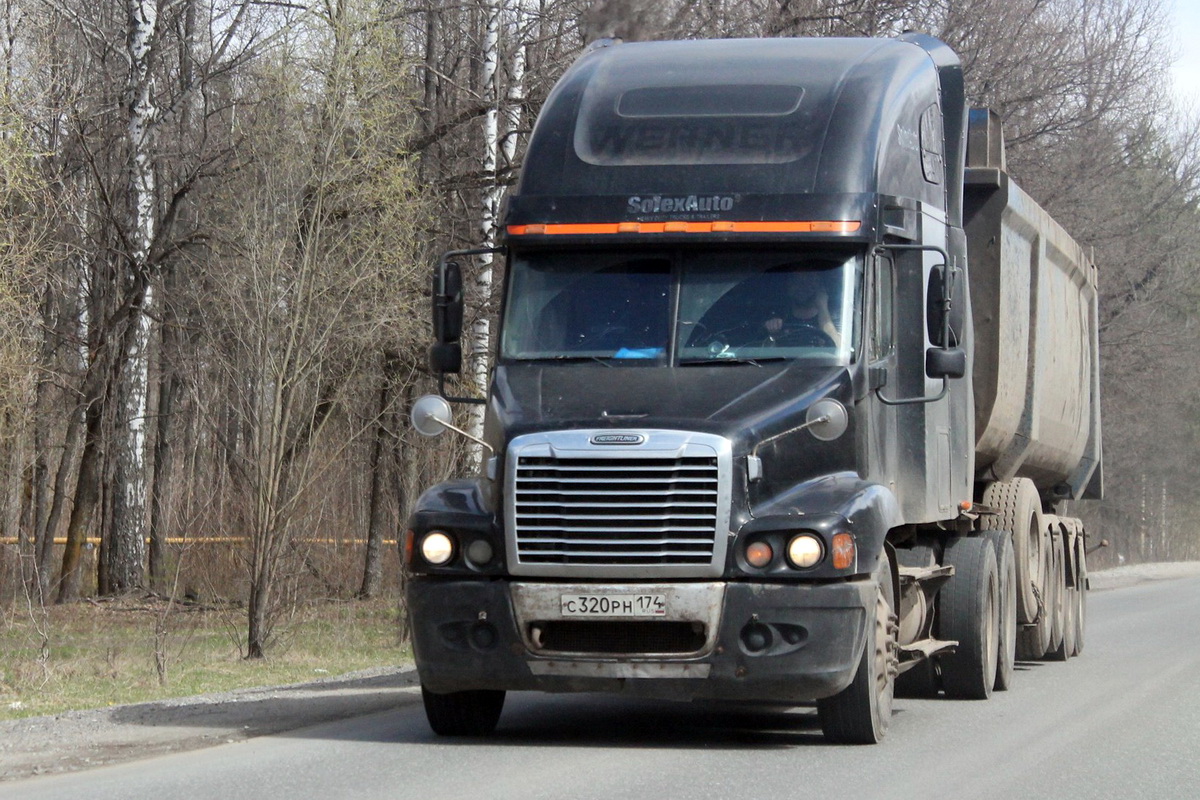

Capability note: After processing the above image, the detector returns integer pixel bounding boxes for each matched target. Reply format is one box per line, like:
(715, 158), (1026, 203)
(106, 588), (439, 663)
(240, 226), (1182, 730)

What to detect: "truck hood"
(487, 362), (851, 453)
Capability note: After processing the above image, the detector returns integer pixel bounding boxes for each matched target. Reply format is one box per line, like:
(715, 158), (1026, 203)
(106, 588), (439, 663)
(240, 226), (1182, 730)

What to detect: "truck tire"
(981, 479), (1046, 625)
(421, 686), (506, 736)
(818, 560), (897, 744)
(981, 529), (1017, 691)
(1047, 531), (1074, 661)
(938, 536), (1000, 700)
(1072, 534), (1088, 656)
(1044, 532), (1067, 660)
(1015, 535), (1053, 659)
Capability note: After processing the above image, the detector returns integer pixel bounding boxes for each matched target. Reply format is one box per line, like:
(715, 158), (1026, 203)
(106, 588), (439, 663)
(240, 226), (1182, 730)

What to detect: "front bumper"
(407, 577), (873, 702)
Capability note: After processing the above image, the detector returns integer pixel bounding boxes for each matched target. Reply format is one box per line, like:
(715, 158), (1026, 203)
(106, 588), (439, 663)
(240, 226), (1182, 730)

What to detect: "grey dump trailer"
(405, 34), (1101, 744)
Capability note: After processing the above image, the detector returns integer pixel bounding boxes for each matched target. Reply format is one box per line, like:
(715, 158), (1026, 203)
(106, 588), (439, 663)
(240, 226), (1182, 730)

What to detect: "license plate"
(560, 593), (667, 617)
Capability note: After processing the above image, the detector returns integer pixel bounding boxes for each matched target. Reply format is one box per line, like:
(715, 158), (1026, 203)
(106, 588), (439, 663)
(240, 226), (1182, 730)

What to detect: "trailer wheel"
(818, 560), (897, 744)
(1072, 534), (1088, 656)
(981, 530), (1017, 691)
(1016, 534), (1053, 659)
(938, 536), (1000, 700)
(1053, 566), (1077, 661)
(421, 687), (506, 736)
(1045, 532), (1068, 660)
(981, 479), (1046, 625)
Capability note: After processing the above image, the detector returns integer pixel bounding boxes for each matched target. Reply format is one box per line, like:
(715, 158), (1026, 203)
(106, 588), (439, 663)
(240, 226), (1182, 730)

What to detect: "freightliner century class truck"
(404, 33), (1102, 743)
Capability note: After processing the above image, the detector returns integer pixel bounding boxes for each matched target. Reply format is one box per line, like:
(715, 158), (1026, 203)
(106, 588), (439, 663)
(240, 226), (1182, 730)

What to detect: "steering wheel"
(688, 320), (761, 350)
(763, 319), (835, 348)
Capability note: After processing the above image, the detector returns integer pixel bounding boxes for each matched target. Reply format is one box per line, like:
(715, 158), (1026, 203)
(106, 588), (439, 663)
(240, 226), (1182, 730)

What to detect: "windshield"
(501, 248), (861, 365)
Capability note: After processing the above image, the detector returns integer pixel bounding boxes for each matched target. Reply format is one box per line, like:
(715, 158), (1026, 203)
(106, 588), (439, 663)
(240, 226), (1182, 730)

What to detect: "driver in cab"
(763, 270), (843, 348)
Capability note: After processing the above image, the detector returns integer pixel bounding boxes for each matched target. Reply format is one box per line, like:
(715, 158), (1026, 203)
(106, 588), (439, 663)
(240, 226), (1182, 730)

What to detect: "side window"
(872, 255), (895, 358)
(919, 104), (943, 185)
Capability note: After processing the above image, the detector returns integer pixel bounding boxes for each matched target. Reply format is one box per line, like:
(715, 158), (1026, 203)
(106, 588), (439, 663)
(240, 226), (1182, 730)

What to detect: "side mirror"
(428, 342), (462, 374)
(411, 394), (454, 437)
(432, 260), (464, 345)
(926, 347), (966, 379)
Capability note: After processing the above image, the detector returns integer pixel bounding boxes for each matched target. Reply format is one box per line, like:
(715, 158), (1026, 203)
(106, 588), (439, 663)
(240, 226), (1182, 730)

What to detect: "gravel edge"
(0, 663), (421, 782)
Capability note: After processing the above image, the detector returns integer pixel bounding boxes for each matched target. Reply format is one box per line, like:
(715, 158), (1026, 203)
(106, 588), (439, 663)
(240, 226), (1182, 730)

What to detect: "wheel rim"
(873, 580), (897, 727)
(1026, 516), (1042, 594)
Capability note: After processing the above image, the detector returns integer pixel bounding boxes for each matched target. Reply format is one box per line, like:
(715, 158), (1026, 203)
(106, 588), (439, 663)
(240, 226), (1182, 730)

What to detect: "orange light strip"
(507, 220), (862, 236)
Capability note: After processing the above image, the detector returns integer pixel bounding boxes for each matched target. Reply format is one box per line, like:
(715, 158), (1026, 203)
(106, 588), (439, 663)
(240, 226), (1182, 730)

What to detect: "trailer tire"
(421, 686), (506, 736)
(1054, 564), (1077, 661)
(818, 560), (897, 744)
(981, 530), (1017, 691)
(1016, 533), (1053, 659)
(981, 479), (1046, 625)
(1072, 534), (1088, 656)
(938, 536), (1000, 700)
(1045, 531), (1068, 660)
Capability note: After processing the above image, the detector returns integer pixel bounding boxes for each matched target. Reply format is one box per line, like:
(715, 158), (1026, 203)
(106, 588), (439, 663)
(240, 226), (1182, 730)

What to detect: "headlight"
(420, 531), (455, 565)
(787, 534), (824, 569)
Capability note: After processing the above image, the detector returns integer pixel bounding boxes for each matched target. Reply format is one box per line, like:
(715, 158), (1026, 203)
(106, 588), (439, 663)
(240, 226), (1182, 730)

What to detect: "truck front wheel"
(818, 561), (898, 744)
(421, 686), (506, 736)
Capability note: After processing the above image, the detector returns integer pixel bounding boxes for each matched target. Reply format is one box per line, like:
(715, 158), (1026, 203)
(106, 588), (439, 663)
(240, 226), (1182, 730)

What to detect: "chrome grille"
(506, 431), (731, 577)
(514, 456), (719, 565)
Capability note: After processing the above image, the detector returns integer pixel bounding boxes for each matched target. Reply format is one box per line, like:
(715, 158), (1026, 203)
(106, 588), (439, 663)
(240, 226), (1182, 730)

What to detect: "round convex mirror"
(411, 394), (454, 437)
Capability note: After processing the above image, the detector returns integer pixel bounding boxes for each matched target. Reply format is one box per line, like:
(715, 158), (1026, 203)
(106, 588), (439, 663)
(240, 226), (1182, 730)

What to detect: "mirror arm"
(425, 411), (495, 456)
(437, 373), (487, 406)
(875, 377), (949, 406)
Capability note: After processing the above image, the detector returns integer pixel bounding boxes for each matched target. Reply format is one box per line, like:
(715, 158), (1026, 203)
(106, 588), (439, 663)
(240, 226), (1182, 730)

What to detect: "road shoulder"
(0, 664), (420, 781)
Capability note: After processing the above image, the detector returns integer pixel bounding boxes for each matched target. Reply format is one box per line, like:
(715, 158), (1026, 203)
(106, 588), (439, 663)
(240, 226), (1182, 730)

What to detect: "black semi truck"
(404, 34), (1102, 743)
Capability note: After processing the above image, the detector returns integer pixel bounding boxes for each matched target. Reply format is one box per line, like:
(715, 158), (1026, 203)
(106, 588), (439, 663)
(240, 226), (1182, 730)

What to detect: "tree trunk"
(465, 0), (503, 471)
(37, 402), (83, 599)
(106, 0), (163, 595)
(107, 280), (153, 593)
(57, 399), (104, 603)
(358, 359), (394, 599)
(149, 265), (181, 592)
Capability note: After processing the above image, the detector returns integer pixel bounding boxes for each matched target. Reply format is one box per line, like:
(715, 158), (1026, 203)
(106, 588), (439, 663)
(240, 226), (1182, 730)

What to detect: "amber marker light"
(831, 532), (856, 570)
(745, 541), (774, 568)
(402, 529), (415, 566)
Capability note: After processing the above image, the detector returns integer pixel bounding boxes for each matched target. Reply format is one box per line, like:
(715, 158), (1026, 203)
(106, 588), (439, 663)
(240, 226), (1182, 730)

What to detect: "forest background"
(0, 0), (1196, 662)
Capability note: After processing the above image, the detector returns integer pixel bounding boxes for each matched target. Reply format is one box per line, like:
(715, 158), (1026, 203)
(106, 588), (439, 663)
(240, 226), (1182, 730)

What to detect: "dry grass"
(0, 595), (410, 720)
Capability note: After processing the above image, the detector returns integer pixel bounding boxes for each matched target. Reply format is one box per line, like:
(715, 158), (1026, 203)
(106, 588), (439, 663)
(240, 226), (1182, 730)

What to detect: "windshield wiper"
(516, 355), (614, 367)
(679, 356), (788, 367)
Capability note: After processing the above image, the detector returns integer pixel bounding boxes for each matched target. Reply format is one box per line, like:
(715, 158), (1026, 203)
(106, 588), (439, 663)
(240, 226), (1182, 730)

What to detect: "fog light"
(420, 531), (454, 565)
(745, 541), (774, 568)
(831, 532), (856, 570)
(466, 539), (494, 566)
(741, 622), (773, 653)
(787, 534), (823, 569)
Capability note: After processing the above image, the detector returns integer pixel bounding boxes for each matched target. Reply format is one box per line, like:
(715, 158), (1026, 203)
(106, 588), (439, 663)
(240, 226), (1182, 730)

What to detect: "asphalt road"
(7, 574), (1200, 800)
